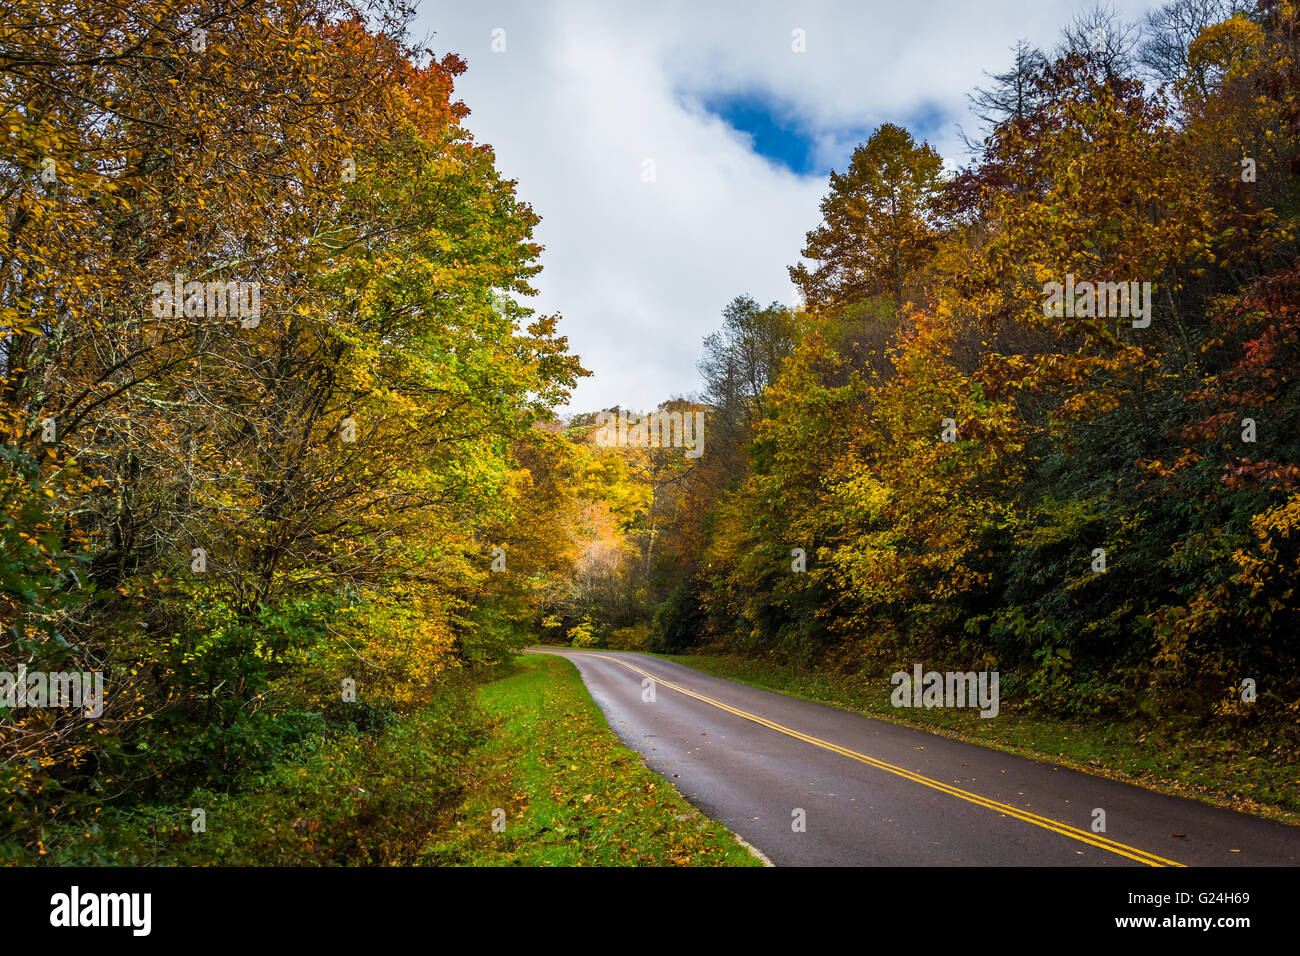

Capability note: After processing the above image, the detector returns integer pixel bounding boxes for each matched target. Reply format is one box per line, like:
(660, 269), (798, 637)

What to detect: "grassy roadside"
(653, 652), (1300, 826)
(420, 654), (765, 866)
(20, 674), (491, 865)
(22, 652), (765, 865)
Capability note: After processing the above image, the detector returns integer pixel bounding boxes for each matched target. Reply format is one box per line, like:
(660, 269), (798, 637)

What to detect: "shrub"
(607, 623), (650, 650)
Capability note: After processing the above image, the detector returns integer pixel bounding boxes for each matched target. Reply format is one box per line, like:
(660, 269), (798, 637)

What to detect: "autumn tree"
(966, 39), (1049, 140)
(1056, 3), (1141, 81)
(698, 295), (797, 452)
(0, 0), (584, 848)
(1140, 0), (1255, 87)
(789, 123), (946, 312)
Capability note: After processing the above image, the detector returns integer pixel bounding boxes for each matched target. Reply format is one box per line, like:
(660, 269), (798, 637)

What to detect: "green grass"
(18, 653), (765, 866)
(420, 654), (765, 866)
(653, 652), (1300, 826)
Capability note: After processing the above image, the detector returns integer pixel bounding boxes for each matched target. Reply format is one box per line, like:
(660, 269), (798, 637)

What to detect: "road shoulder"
(419, 654), (766, 866)
(656, 652), (1300, 826)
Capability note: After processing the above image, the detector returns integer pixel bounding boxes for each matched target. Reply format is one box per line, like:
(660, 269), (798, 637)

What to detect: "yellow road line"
(578, 652), (1186, 868)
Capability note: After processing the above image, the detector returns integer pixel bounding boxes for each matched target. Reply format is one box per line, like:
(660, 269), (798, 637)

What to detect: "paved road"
(528, 648), (1300, 867)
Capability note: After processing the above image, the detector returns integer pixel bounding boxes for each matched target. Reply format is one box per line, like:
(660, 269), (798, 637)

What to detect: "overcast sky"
(415, 1), (1166, 414)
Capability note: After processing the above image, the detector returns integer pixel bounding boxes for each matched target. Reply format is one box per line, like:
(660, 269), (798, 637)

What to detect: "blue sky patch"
(693, 89), (947, 178)
(900, 101), (956, 149)
(695, 91), (824, 175)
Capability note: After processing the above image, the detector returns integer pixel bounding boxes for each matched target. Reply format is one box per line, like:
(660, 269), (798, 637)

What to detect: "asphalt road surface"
(528, 648), (1300, 867)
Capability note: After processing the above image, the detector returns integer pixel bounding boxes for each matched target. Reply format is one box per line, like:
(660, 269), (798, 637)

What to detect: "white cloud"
(416, 0), (1166, 413)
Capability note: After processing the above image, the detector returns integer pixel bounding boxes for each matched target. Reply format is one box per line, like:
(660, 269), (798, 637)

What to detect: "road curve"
(527, 648), (1300, 867)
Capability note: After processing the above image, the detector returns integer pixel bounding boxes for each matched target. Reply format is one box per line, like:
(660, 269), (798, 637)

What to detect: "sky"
(414, 0), (1167, 414)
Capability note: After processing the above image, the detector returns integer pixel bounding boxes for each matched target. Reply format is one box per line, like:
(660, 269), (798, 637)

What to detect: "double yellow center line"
(582, 652), (1185, 868)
